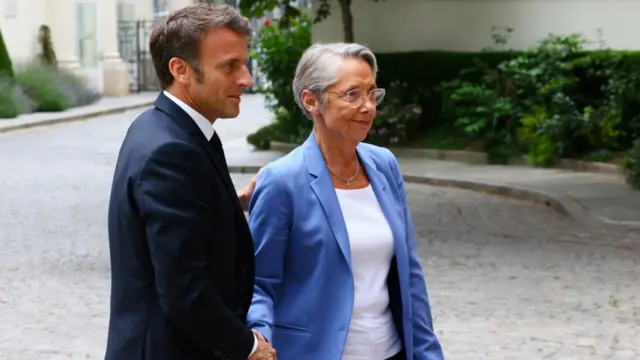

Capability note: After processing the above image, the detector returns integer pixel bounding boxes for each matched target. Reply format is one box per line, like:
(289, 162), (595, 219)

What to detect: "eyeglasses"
(328, 88), (386, 107)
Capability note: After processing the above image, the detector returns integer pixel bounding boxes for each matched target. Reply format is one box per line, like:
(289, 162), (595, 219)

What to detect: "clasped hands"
(248, 330), (276, 360)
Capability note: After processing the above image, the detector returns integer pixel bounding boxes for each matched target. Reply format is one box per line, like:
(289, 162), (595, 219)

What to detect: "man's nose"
(239, 64), (254, 89)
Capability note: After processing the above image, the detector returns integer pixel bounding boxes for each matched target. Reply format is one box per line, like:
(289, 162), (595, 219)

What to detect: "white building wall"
(0, 0), (199, 95)
(0, 0), (47, 63)
(312, 0), (640, 52)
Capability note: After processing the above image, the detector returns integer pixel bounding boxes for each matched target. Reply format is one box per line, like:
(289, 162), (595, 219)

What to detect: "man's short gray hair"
(292, 43), (378, 119)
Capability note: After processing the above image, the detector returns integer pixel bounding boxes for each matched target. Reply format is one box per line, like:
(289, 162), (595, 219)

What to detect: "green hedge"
(0, 30), (14, 79)
(375, 50), (640, 133)
(247, 26), (640, 188)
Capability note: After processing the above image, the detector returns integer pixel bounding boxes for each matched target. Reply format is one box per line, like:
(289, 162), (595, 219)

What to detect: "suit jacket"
(247, 134), (444, 360)
(105, 92), (256, 360)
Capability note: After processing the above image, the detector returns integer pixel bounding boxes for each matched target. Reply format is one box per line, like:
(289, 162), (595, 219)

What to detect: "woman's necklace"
(327, 156), (360, 186)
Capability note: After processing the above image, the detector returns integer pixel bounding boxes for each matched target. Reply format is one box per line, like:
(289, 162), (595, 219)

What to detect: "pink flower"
(264, 19), (271, 27)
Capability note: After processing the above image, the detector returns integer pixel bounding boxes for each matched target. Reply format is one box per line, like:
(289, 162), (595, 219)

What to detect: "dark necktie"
(209, 132), (229, 168)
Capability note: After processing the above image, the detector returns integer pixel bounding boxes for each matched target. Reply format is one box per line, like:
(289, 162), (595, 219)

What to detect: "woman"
(247, 42), (444, 360)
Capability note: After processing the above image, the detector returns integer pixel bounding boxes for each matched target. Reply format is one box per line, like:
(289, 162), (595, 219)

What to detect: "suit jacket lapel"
(303, 134), (352, 271)
(154, 92), (245, 217)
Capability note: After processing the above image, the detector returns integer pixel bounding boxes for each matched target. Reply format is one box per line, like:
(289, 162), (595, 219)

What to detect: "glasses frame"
(327, 87), (386, 107)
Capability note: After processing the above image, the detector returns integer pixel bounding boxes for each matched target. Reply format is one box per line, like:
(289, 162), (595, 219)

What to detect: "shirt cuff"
(249, 333), (259, 356)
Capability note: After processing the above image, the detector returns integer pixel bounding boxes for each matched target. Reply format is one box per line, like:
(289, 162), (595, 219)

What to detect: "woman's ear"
(300, 89), (319, 116)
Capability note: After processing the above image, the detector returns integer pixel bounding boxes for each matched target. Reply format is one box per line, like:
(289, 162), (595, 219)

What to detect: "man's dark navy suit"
(105, 92), (255, 360)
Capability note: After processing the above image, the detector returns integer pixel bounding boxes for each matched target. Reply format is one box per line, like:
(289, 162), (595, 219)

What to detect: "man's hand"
(237, 169), (262, 212)
(248, 336), (276, 360)
(252, 329), (267, 342)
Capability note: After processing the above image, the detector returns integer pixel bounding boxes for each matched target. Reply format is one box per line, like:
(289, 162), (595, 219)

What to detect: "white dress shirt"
(163, 91), (259, 357)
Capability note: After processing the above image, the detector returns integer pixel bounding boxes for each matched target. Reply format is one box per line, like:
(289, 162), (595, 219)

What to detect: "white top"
(335, 185), (402, 360)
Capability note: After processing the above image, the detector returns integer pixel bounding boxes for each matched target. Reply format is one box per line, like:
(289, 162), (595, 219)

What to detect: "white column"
(101, 0), (130, 96)
(48, 0), (80, 69)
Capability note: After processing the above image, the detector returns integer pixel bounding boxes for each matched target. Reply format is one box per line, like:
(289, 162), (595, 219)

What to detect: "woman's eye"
(344, 90), (360, 101)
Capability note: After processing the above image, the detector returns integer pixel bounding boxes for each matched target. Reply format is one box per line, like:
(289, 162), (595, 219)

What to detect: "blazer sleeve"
(135, 141), (255, 360)
(246, 165), (291, 343)
(388, 152), (445, 360)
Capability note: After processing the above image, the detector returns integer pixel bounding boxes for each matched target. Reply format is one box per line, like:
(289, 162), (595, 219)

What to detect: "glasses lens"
(372, 88), (385, 105)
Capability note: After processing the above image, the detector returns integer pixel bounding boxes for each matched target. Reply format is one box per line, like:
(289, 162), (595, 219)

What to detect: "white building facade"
(0, 0), (197, 96)
(312, 0), (640, 52)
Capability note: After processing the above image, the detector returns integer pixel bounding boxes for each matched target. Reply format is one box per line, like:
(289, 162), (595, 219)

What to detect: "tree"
(0, 29), (14, 79)
(240, 0), (375, 43)
(38, 25), (58, 68)
(315, 0), (353, 43)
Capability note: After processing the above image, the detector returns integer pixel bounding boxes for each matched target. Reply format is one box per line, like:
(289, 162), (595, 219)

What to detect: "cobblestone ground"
(0, 109), (639, 359)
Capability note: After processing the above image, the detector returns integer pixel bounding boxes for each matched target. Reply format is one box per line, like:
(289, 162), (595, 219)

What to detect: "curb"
(0, 101), (155, 134)
(262, 141), (638, 227)
(270, 141), (623, 176)
(228, 164), (572, 217)
(230, 164), (629, 227)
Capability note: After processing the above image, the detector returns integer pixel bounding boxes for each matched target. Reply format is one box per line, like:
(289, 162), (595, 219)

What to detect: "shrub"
(247, 122), (284, 150)
(14, 62), (101, 112)
(367, 81), (424, 146)
(247, 15), (312, 146)
(247, 107), (307, 149)
(0, 74), (35, 119)
(15, 62), (70, 111)
(54, 68), (101, 107)
(38, 25), (58, 68)
(623, 140), (640, 189)
(0, 76), (19, 118)
(0, 30), (13, 79)
(441, 31), (640, 165)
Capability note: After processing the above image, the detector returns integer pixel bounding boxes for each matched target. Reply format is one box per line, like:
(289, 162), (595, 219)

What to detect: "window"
(4, 0), (17, 18)
(153, 0), (167, 16)
(76, 1), (98, 68)
(117, 0), (136, 22)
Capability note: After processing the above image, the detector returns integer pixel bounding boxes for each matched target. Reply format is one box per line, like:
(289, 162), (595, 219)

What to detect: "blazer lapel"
(303, 134), (352, 271)
(154, 92), (245, 216)
(357, 145), (410, 289)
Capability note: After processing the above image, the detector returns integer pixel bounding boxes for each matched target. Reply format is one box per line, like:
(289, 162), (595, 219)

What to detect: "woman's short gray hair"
(292, 42), (378, 119)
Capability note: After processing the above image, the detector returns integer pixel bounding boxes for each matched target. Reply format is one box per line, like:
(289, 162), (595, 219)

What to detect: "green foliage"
(367, 81), (424, 146)
(239, 0), (301, 28)
(623, 140), (640, 189)
(441, 30), (640, 167)
(583, 149), (614, 163)
(38, 25), (58, 68)
(0, 76), (19, 118)
(0, 29), (14, 79)
(0, 61), (101, 117)
(15, 62), (70, 111)
(246, 16), (312, 146)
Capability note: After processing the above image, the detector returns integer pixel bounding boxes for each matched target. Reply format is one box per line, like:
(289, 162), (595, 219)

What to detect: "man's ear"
(168, 57), (191, 85)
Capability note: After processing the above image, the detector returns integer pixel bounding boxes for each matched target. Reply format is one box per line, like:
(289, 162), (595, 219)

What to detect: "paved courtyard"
(0, 103), (639, 359)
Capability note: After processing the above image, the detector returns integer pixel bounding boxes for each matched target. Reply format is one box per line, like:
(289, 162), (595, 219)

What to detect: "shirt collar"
(163, 90), (215, 141)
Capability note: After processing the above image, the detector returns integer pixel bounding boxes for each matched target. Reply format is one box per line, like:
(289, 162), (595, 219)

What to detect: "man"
(105, 4), (275, 360)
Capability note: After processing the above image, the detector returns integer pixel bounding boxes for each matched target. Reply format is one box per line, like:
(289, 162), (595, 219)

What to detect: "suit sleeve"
(135, 141), (255, 360)
(388, 151), (445, 360)
(245, 165), (291, 343)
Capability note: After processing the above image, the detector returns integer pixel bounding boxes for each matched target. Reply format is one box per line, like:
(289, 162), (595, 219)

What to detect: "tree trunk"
(338, 0), (354, 42)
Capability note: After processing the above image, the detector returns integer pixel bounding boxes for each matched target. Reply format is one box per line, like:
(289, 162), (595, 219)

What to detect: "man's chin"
(218, 108), (240, 119)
